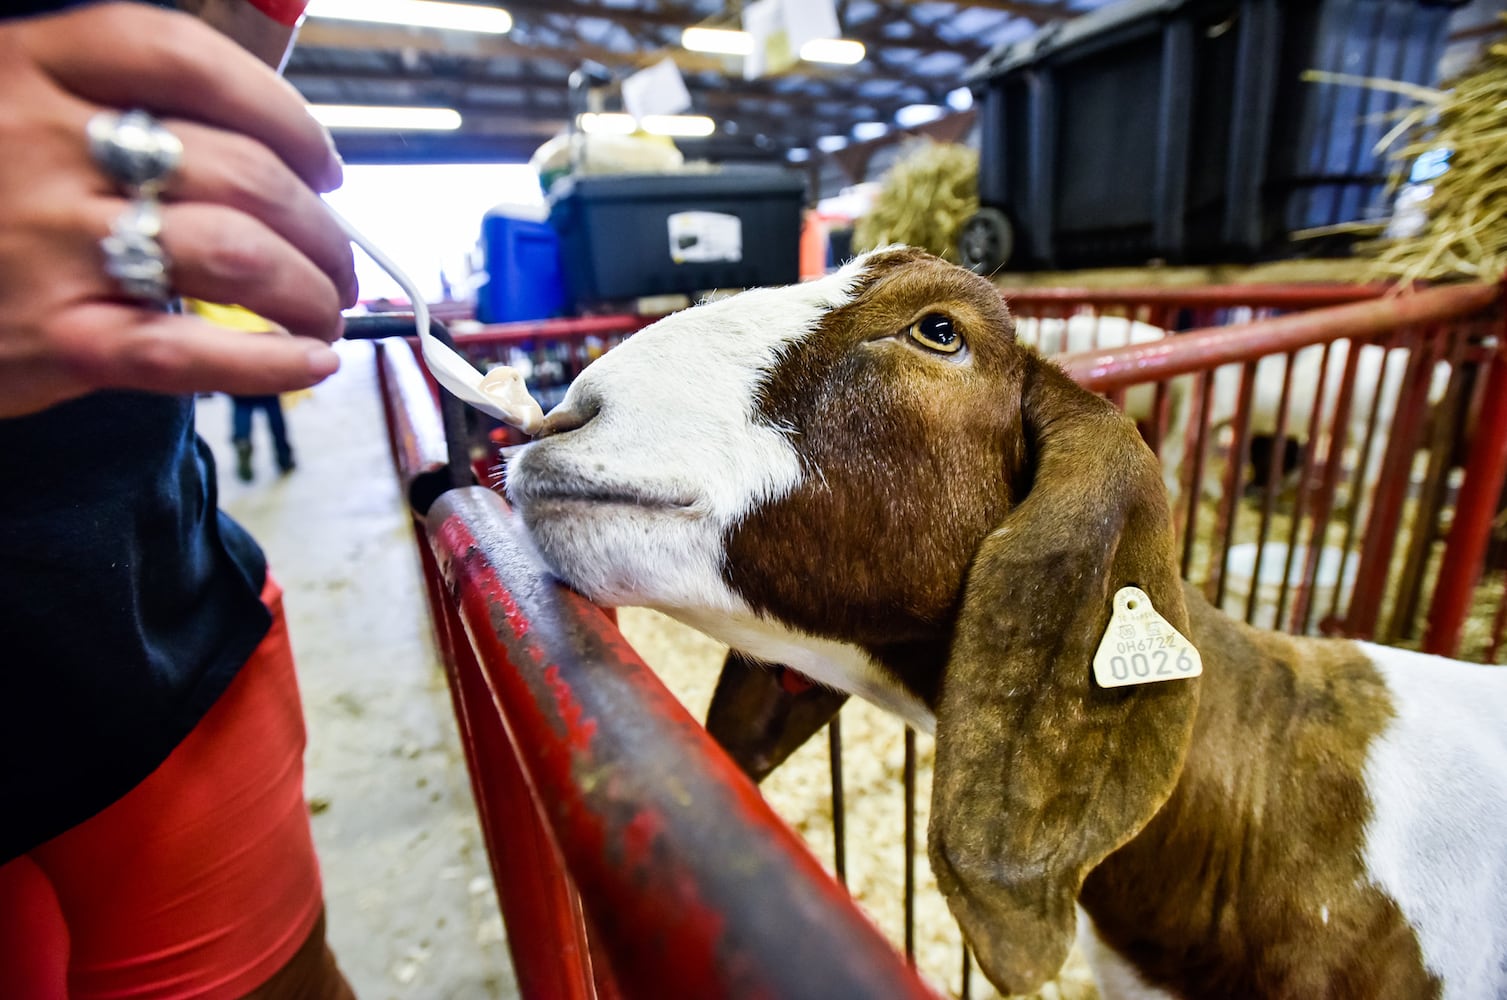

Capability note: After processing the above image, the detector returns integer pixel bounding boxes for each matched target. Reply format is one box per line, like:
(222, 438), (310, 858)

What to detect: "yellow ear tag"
(1093, 586), (1203, 688)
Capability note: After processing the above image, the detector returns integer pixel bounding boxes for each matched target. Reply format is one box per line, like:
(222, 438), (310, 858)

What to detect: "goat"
(505, 248), (1507, 999)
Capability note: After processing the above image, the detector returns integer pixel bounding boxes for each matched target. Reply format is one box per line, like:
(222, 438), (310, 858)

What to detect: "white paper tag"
(1092, 587), (1203, 688)
(668, 212), (743, 264)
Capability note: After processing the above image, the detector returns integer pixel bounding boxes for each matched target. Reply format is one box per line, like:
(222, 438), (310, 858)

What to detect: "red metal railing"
(1049, 282), (1505, 654)
(375, 339), (939, 1000)
(374, 277), (1506, 1000)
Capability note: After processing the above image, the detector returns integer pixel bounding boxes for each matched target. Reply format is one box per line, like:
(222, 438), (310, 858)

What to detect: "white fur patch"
(508, 258), (868, 612)
(672, 606), (936, 733)
(1356, 642), (1507, 998)
(1076, 908), (1179, 1000)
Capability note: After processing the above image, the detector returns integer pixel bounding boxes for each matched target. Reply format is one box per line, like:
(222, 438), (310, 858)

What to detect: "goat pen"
(368, 277), (1506, 999)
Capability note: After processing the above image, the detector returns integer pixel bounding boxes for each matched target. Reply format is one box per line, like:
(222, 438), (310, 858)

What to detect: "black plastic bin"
(962, 0), (1465, 272)
(547, 167), (805, 306)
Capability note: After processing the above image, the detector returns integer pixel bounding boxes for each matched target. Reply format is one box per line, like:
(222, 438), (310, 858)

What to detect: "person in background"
(0, 2), (359, 997)
(186, 298), (301, 479)
(233, 391), (298, 478)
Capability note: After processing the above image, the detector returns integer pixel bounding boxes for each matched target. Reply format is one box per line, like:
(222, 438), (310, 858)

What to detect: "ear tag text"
(1093, 586), (1202, 688)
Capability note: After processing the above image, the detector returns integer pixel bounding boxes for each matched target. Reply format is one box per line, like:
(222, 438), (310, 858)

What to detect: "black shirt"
(0, 390), (271, 861)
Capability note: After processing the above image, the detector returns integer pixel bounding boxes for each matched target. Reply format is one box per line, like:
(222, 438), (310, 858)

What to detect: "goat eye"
(908, 313), (962, 354)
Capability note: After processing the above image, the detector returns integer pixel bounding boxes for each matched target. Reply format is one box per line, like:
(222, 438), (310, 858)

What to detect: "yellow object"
(184, 299), (279, 333)
(183, 299), (311, 406)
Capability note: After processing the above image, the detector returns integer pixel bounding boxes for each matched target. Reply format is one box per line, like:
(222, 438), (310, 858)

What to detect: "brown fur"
(1080, 596), (1440, 999)
(725, 248), (1028, 657)
(929, 358), (1200, 992)
(714, 250), (1434, 997)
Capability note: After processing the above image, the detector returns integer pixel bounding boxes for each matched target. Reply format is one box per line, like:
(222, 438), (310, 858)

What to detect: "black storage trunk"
(547, 168), (805, 306)
(966, 0), (1463, 270)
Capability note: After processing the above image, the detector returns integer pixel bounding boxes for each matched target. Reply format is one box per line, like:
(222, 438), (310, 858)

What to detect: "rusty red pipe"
(427, 488), (940, 1000)
(1060, 282), (1500, 392)
(1004, 283), (1389, 310)
(451, 314), (654, 349)
(375, 340), (449, 483)
(1427, 346), (1507, 656)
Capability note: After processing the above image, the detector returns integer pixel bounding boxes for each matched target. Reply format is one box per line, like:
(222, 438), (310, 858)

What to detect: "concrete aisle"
(195, 342), (519, 1000)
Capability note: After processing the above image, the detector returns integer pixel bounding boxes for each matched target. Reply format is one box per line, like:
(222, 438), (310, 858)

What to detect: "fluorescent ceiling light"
(786, 147), (811, 163)
(641, 114), (716, 138)
(577, 112), (638, 135)
(309, 104), (462, 130)
(947, 86), (975, 112)
(800, 38), (865, 65)
(816, 134), (849, 152)
(305, 0), (512, 34)
(577, 113), (716, 138)
(682, 26), (755, 55)
(895, 103), (945, 128)
(852, 121), (888, 142)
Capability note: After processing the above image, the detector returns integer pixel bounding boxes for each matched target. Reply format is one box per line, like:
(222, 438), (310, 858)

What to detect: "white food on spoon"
(479, 366), (545, 435)
(326, 202), (545, 434)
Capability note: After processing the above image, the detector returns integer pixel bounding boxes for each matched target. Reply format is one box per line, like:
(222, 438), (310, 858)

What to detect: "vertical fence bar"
(1277, 342), (1333, 634)
(1182, 371), (1214, 578)
(1211, 361), (1258, 608)
(903, 727), (917, 965)
(1488, 581), (1507, 664)
(1345, 335), (1443, 636)
(1383, 328), (1470, 643)
(1295, 342), (1364, 634)
(830, 713), (848, 887)
(1426, 347), (1507, 655)
(1248, 353), (1297, 624)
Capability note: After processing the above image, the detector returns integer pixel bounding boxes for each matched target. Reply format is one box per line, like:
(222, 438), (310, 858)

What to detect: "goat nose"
(533, 399), (599, 439)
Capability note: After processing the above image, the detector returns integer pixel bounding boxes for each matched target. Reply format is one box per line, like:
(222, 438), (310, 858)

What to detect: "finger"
(54, 303), (341, 398)
(18, 3), (341, 192)
(145, 202), (346, 343)
(164, 119), (358, 308)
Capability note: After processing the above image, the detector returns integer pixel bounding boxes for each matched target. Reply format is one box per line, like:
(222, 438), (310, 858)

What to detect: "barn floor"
(195, 342), (517, 1000)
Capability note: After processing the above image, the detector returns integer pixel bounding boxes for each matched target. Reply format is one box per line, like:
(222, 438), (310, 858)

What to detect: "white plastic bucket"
(1221, 542), (1357, 634)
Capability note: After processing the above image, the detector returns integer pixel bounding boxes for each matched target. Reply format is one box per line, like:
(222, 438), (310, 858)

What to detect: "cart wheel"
(959, 208), (1013, 274)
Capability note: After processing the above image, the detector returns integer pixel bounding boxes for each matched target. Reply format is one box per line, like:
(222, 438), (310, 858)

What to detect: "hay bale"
(854, 140), (980, 262)
(1358, 25), (1507, 283)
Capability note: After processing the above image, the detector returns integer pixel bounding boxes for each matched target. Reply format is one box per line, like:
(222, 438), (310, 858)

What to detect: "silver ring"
(86, 109), (183, 198)
(101, 199), (171, 303)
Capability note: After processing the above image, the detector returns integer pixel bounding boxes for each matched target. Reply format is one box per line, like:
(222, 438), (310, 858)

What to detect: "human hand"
(0, 2), (358, 418)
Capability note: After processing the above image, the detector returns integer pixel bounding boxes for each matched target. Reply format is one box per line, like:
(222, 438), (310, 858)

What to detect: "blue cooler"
(477, 208), (567, 323)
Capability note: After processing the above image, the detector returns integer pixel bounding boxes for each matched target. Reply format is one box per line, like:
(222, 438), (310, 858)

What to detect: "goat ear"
(928, 357), (1200, 995)
(705, 651), (848, 783)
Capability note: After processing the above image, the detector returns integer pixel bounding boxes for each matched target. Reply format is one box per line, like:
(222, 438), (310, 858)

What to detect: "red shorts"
(0, 576), (326, 999)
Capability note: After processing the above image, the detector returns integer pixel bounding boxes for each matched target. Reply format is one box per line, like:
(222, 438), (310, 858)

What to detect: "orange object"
(799, 209), (829, 280)
(0, 576), (325, 999)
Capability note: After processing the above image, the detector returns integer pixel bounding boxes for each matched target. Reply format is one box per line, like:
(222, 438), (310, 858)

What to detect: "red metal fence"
(374, 277), (1506, 999)
(1010, 282), (1506, 657)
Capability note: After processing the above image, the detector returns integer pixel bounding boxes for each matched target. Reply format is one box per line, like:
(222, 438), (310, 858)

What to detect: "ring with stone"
(86, 109), (184, 199)
(100, 198), (172, 303)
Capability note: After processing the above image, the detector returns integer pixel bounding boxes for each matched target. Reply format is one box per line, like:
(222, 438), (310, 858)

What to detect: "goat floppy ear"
(928, 357), (1200, 995)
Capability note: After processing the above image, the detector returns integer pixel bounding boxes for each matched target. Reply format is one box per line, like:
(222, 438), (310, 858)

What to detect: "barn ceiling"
(285, 0), (1114, 166)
